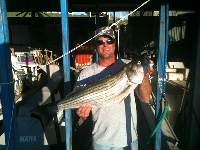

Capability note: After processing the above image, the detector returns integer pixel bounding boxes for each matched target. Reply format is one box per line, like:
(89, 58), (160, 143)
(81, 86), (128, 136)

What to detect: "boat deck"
(0, 75), (186, 150)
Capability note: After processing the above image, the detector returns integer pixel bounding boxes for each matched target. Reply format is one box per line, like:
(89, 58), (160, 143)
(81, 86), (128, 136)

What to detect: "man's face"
(96, 36), (116, 59)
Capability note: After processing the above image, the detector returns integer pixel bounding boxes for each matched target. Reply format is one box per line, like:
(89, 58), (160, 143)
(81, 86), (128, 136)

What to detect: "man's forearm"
(138, 73), (152, 103)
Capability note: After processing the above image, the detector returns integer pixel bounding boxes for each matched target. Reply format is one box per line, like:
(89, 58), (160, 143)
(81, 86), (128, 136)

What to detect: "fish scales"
(58, 70), (128, 109)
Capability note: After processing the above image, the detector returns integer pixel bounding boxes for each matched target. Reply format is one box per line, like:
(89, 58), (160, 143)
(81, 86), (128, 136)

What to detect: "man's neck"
(98, 58), (116, 67)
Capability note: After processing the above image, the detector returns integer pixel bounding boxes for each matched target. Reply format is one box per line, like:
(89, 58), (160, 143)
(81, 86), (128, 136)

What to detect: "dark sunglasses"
(95, 38), (114, 46)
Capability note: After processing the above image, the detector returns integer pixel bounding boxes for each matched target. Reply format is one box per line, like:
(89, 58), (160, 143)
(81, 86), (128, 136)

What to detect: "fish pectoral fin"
(127, 81), (137, 85)
(114, 85), (135, 103)
(31, 104), (58, 128)
(119, 97), (127, 103)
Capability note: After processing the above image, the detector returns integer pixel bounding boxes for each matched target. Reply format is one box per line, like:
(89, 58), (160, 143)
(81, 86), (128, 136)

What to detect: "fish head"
(125, 61), (144, 84)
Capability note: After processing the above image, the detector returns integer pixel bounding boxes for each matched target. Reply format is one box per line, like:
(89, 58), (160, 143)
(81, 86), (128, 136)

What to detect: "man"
(75, 26), (152, 150)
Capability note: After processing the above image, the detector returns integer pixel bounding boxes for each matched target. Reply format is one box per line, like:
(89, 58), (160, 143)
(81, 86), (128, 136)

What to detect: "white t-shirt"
(76, 59), (143, 147)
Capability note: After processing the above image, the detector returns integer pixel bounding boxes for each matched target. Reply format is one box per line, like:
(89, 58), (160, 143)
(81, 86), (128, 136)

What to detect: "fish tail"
(31, 103), (59, 128)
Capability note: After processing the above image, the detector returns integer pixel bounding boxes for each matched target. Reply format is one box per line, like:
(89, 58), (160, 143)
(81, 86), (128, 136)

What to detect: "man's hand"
(76, 103), (93, 120)
(148, 60), (156, 77)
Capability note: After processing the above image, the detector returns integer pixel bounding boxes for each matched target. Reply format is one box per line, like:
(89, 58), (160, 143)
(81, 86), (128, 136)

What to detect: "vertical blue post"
(95, 2), (100, 62)
(60, 0), (72, 150)
(155, 3), (169, 150)
(65, 109), (72, 150)
(0, 0), (16, 149)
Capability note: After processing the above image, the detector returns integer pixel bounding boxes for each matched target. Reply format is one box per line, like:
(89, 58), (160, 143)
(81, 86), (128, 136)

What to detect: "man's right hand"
(76, 103), (93, 120)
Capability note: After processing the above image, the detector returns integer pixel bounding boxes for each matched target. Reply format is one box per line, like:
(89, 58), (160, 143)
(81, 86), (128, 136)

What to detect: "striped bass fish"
(31, 60), (144, 124)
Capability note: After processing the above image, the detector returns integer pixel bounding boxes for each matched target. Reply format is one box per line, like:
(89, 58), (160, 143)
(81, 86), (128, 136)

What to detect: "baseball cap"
(94, 26), (115, 40)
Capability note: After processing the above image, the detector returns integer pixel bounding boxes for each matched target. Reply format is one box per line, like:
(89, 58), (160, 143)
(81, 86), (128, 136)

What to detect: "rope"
(150, 102), (169, 139)
(147, 95), (169, 143)
(150, 90), (180, 145)
(41, 0), (151, 67)
(148, 94), (179, 147)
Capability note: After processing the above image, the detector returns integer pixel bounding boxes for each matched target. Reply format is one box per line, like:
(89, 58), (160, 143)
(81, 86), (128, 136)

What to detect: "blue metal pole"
(155, 3), (169, 150)
(60, 0), (72, 150)
(65, 109), (72, 150)
(95, 2), (99, 62)
(0, 0), (16, 149)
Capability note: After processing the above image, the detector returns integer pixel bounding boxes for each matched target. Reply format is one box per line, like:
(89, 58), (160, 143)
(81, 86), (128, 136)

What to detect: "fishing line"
(40, 0), (152, 67)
